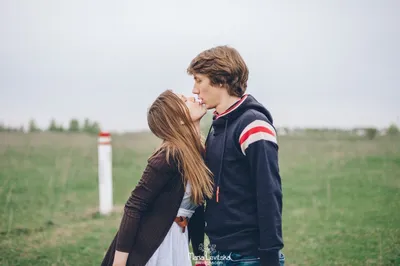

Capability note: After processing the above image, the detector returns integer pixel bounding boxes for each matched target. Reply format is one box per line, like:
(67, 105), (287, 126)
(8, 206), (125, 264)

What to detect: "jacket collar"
(213, 94), (249, 120)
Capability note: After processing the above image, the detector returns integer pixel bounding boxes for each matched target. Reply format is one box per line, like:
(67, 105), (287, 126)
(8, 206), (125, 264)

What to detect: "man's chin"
(204, 103), (216, 110)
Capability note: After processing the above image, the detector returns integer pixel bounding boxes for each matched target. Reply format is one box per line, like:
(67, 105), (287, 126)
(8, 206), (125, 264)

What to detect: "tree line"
(277, 124), (399, 140)
(1, 118), (399, 140)
(0, 118), (101, 134)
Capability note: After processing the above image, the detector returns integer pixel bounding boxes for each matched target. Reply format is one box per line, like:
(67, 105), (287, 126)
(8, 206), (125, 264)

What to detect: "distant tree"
(89, 121), (101, 134)
(0, 123), (25, 132)
(365, 127), (378, 140)
(48, 119), (58, 132)
(57, 124), (65, 132)
(29, 119), (40, 132)
(10, 126), (19, 132)
(83, 118), (90, 132)
(386, 123), (399, 136)
(81, 118), (100, 134)
(83, 118), (93, 133)
(68, 119), (80, 132)
(82, 118), (100, 134)
(283, 127), (290, 135)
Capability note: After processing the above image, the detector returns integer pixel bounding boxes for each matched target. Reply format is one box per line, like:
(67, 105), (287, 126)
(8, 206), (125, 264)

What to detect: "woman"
(101, 90), (211, 266)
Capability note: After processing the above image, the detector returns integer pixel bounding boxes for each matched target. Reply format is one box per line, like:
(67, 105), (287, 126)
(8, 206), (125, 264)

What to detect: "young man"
(187, 46), (285, 266)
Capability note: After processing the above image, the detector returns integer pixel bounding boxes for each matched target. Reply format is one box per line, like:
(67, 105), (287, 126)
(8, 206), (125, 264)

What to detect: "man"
(187, 46), (285, 266)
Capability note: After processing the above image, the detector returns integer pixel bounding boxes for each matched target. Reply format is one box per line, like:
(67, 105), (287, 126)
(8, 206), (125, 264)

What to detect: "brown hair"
(147, 90), (214, 205)
(187, 45), (249, 97)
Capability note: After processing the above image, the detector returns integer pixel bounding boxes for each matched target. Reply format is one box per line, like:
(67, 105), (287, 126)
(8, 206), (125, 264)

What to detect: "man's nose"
(192, 86), (199, 94)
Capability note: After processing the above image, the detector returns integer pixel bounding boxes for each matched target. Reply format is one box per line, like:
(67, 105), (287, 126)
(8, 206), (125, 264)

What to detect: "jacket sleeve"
(238, 112), (284, 266)
(115, 150), (178, 252)
(188, 204), (205, 257)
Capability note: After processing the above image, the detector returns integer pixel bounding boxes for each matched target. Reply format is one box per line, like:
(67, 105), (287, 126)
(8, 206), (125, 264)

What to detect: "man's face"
(191, 73), (222, 110)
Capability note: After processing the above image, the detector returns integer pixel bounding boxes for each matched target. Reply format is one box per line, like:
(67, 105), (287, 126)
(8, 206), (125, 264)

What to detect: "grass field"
(0, 131), (399, 265)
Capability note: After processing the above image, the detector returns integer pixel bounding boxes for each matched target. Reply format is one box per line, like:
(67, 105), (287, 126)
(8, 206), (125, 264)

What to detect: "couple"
(101, 46), (285, 266)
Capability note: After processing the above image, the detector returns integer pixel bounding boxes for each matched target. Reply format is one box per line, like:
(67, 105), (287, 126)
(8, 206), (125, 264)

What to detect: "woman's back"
(101, 149), (186, 266)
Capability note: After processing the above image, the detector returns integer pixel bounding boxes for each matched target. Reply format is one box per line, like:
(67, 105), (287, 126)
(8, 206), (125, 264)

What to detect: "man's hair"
(187, 45), (249, 97)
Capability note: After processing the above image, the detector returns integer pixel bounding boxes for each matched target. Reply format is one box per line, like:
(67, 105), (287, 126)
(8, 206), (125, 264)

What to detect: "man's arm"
(239, 117), (284, 266)
(188, 204), (205, 257)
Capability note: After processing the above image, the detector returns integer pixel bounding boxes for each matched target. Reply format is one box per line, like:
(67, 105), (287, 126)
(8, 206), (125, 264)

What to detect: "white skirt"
(145, 208), (194, 266)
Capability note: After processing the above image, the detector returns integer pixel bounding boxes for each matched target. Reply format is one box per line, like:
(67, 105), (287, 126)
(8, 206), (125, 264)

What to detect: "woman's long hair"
(147, 90), (214, 205)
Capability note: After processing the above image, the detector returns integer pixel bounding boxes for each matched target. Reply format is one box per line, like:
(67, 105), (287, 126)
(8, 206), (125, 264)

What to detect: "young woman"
(101, 90), (211, 266)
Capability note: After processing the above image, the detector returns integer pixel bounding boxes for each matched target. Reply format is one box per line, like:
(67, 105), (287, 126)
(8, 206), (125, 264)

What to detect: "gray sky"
(1, 0), (399, 132)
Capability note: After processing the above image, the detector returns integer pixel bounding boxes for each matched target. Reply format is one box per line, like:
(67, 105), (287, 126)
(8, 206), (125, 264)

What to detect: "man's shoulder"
(234, 109), (277, 153)
(236, 109), (273, 129)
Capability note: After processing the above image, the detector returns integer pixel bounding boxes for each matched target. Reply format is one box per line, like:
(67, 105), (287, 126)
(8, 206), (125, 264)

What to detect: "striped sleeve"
(239, 119), (277, 155)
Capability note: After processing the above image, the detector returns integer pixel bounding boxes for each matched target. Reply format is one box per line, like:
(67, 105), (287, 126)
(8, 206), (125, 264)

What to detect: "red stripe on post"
(239, 126), (275, 145)
(98, 142), (111, 145)
(99, 132), (110, 137)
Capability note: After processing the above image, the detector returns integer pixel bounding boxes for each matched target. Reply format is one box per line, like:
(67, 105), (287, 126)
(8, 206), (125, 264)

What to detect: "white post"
(98, 132), (113, 215)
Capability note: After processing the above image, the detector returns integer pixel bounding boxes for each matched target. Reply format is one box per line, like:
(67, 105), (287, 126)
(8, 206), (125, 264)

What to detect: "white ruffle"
(145, 182), (196, 266)
(145, 221), (192, 266)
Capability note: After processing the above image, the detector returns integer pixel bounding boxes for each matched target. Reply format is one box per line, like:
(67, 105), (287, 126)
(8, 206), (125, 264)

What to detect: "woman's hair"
(187, 45), (249, 97)
(147, 90), (214, 205)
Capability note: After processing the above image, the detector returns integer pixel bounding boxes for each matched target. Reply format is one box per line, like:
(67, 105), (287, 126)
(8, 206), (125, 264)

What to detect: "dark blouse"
(101, 149), (204, 266)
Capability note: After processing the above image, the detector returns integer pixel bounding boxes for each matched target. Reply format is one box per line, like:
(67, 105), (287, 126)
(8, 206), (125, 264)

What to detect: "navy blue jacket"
(204, 94), (284, 266)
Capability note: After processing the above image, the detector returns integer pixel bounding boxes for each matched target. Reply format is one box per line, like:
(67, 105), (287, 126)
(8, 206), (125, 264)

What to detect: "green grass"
(0, 132), (399, 265)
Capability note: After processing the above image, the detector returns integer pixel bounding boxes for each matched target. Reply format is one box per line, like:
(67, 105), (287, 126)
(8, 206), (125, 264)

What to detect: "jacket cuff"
(259, 250), (280, 266)
(192, 243), (204, 256)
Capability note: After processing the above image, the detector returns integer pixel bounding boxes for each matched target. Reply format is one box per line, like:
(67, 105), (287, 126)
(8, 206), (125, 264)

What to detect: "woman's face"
(175, 93), (207, 122)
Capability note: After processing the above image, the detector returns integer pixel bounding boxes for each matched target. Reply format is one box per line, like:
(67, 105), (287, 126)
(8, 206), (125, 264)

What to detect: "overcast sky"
(1, 0), (399, 132)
